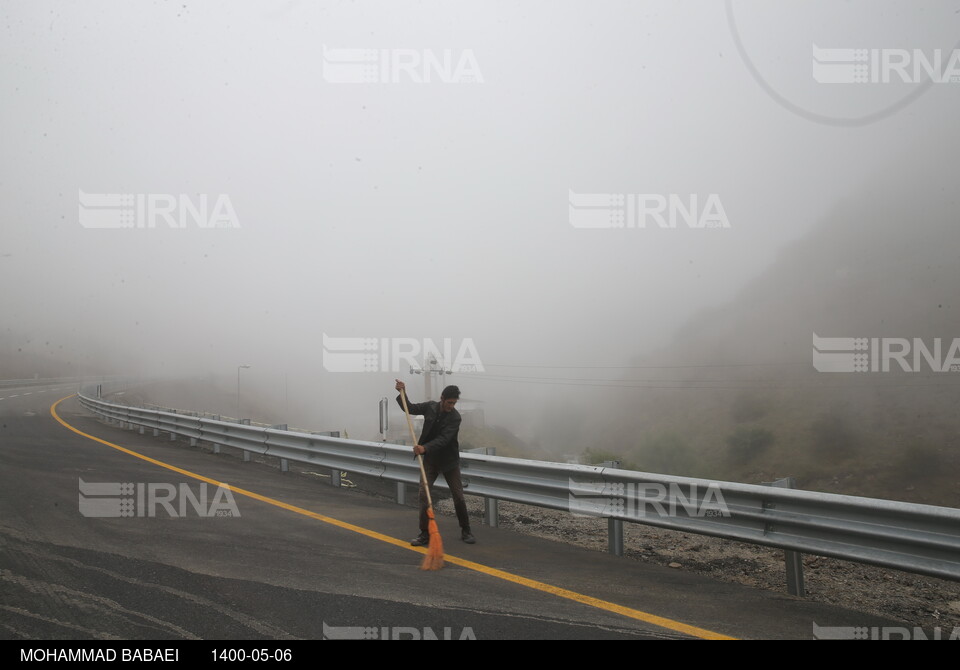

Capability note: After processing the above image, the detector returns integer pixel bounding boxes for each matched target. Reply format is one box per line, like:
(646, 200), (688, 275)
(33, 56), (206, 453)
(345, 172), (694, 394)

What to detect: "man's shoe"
(461, 529), (476, 544)
(410, 533), (429, 547)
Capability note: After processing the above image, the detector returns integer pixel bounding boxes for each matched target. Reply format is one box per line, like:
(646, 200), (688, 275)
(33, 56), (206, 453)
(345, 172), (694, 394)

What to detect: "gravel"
(432, 495), (960, 633)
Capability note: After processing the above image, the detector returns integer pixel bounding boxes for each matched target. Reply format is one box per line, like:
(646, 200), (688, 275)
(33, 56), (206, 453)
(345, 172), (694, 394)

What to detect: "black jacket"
(397, 395), (462, 471)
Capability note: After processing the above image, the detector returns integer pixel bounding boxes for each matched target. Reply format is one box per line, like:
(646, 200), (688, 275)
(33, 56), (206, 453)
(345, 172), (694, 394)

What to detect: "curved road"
(0, 383), (903, 641)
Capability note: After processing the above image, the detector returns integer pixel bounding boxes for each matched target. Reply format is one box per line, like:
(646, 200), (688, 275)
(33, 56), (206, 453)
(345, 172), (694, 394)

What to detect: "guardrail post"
(608, 518), (624, 556)
(169, 432), (176, 441)
(331, 468), (341, 487)
(599, 461), (624, 555)
(190, 438), (197, 447)
(485, 497), (499, 528)
(388, 440), (408, 505)
(485, 447), (500, 527)
(280, 458), (289, 473)
(465, 446), (500, 527)
(243, 450), (250, 462)
(768, 476), (806, 597)
(139, 426), (144, 435)
(153, 428), (159, 437)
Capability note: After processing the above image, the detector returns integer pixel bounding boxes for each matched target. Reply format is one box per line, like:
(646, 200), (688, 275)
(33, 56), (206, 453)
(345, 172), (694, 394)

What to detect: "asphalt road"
(0, 383), (906, 642)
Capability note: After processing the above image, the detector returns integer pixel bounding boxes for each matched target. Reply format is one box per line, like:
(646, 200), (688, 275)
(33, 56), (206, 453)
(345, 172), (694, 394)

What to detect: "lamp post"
(237, 365), (250, 422)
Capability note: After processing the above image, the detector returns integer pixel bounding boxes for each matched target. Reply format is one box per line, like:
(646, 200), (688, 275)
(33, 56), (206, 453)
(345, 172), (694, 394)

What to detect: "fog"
(3, 1), (959, 450)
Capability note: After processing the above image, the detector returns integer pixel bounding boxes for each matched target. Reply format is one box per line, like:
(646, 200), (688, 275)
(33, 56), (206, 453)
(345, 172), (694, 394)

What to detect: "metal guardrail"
(77, 391), (960, 590)
(0, 376), (89, 389)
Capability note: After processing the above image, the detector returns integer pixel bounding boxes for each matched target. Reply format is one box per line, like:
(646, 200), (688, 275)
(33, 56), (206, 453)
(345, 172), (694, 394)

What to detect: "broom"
(399, 387), (445, 570)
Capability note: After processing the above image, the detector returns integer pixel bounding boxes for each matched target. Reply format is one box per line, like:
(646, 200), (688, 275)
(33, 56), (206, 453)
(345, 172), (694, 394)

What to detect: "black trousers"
(419, 460), (470, 533)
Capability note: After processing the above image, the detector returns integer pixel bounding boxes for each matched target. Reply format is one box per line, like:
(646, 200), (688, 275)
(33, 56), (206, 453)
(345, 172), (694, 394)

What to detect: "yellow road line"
(51, 394), (735, 640)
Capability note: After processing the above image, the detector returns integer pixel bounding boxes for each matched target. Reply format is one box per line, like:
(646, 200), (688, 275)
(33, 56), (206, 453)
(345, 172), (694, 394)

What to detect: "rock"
(668, 562), (682, 569)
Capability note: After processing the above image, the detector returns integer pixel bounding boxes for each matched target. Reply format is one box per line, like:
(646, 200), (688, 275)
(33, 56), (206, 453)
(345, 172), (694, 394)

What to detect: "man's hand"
(395, 379), (406, 393)
(412, 444), (425, 456)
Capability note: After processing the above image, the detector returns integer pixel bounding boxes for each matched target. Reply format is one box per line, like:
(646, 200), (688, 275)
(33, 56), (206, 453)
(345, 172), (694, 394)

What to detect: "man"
(395, 379), (475, 546)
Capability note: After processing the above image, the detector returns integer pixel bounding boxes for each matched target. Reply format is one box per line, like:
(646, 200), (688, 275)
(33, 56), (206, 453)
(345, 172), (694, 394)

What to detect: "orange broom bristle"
(420, 509), (445, 571)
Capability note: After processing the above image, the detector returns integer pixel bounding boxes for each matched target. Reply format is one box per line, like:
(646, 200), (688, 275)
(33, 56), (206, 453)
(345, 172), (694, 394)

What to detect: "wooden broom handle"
(399, 387), (434, 509)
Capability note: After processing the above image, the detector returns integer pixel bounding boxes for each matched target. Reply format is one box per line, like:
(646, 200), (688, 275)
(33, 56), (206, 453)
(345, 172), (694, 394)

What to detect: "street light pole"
(237, 365), (250, 422)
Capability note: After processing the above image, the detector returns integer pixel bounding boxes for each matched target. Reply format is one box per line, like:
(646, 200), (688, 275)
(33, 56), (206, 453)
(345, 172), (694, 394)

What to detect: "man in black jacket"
(395, 379), (475, 546)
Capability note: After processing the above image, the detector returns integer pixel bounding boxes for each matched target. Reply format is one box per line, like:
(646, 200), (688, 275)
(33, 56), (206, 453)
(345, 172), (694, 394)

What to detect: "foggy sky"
(3, 1), (960, 438)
